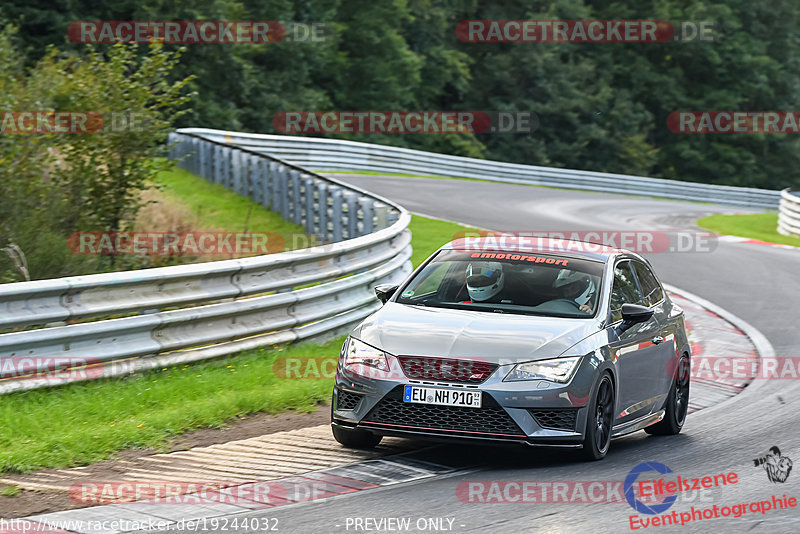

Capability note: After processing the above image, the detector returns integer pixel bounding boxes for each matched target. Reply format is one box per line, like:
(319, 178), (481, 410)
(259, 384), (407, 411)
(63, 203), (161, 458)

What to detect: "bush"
(0, 27), (194, 282)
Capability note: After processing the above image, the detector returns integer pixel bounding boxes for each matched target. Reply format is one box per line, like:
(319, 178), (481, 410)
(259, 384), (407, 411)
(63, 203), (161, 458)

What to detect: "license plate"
(403, 385), (482, 408)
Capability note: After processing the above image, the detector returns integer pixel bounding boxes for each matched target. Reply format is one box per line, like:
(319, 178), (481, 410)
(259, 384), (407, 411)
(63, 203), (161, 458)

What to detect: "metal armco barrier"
(178, 128), (782, 209)
(778, 189), (800, 237)
(0, 133), (412, 394)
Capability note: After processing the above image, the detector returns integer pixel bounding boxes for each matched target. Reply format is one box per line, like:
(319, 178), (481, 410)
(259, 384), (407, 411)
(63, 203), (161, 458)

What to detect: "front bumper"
(332, 358), (598, 447)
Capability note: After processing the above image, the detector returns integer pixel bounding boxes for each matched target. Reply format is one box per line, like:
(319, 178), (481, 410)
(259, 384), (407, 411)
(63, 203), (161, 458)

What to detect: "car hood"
(351, 302), (600, 363)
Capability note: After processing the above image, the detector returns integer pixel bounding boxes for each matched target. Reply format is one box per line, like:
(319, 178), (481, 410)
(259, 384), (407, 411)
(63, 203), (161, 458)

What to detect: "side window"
(633, 261), (664, 307)
(610, 261), (644, 322)
(406, 262), (449, 297)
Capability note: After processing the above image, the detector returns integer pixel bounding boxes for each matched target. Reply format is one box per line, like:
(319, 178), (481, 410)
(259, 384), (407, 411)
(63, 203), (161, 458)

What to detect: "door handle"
(652, 336), (665, 345)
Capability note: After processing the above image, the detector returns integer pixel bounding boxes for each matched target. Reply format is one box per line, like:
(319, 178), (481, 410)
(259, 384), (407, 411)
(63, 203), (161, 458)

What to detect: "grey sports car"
(330, 236), (690, 460)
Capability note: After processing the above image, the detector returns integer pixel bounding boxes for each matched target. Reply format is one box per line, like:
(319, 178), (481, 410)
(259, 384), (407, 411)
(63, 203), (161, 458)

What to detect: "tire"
(579, 372), (615, 461)
(332, 425), (382, 449)
(645, 354), (690, 436)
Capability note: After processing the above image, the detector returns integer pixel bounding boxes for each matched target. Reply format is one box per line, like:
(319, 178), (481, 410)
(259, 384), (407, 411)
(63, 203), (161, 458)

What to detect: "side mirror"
(374, 284), (398, 304)
(618, 303), (654, 333)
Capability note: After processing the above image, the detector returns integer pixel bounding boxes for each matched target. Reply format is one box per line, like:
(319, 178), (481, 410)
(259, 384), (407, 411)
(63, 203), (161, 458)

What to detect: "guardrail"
(0, 132), (412, 394)
(178, 128), (782, 209)
(778, 188), (800, 237)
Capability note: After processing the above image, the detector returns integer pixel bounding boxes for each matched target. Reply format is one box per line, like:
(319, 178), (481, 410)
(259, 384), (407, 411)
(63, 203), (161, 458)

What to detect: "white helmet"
(466, 262), (504, 302)
(553, 270), (594, 304)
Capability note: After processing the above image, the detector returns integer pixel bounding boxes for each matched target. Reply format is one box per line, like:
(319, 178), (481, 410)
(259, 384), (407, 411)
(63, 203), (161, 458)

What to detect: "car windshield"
(395, 249), (605, 318)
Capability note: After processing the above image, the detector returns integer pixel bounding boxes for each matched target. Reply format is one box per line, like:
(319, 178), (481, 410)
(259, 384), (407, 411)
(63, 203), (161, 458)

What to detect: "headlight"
(344, 337), (389, 372)
(504, 356), (582, 383)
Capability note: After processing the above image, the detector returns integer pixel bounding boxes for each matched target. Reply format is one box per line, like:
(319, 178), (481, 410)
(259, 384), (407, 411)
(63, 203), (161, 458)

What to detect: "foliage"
(0, 29), (194, 281)
(1, 1), (799, 278)
(3, 1), (798, 192)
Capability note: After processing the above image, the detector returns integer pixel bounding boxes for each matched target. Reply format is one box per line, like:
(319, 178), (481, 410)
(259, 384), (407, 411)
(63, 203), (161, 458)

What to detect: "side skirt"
(611, 410), (665, 438)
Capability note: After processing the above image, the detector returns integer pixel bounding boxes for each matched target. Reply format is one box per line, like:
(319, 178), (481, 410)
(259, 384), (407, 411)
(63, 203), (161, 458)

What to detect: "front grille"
(336, 389), (363, 411)
(529, 409), (578, 431)
(363, 386), (524, 436)
(396, 356), (497, 384)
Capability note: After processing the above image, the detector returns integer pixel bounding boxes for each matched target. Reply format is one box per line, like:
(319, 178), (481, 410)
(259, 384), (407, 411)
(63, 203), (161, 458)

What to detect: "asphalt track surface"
(169, 176), (800, 533)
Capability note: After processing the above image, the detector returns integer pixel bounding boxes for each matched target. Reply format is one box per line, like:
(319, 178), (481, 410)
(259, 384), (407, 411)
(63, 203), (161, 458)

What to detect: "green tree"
(0, 31), (194, 281)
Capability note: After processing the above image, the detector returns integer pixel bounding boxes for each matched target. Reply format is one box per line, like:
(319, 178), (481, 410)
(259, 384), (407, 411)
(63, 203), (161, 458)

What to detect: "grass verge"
(697, 213), (800, 247)
(0, 339), (340, 473)
(408, 214), (481, 267)
(0, 214), (479, 473)
(151, 167), (307, 236)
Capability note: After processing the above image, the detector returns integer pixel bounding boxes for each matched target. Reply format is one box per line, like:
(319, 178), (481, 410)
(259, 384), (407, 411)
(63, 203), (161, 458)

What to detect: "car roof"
(443, 235), (631, 262)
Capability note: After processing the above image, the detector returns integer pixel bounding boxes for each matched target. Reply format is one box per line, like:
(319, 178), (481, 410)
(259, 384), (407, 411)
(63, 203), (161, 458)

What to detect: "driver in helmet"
(553, 269), (596, 313)
(465, 262), (507, 303)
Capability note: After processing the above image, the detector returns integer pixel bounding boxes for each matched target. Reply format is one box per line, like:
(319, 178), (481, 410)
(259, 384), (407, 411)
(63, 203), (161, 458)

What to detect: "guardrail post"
(230, 149), (238, 193)
(188, 137), (196, 174)
(205, 141), (214, 180)
(181, 137), (189, 168)
(222, 147), (232, 188)
(193, 138), (201, 175)
(316, 183), (329, 242)
(360, 197), (375, 236)
(213, 145), (221, 182)
(240, 151), (250, 198)
(197, 141), (206, 180)
(237, 149), (245, 195)
(174, 136), (185, 169)
(345, 193), (358, 239)
(212, 145), (221, 184)
(264, 161), (276, 209)
(249, 155), (260, 202)
(180, 137), (189, 170)
(278, 166), (290, 220)
(290, 170), (302, 224)
(168, 132), (178, 161)
(331, 187), (343, 242)
(304, 176), (315, 235)
(241, 151), (250, 198)
(173, 136), (181, 167)
(374, 203), (388, 230)
(214, 145), (223, 185)
(241, 151), (251, 198)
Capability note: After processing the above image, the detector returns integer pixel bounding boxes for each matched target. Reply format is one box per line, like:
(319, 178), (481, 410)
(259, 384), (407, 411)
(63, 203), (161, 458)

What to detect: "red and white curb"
(717, 234), (800, 251)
